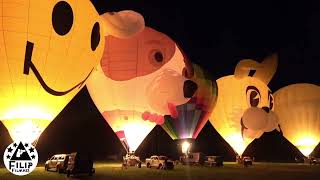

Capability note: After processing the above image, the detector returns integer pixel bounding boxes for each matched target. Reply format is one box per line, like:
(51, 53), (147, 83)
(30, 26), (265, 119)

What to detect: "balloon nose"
(183, 80), (198, 98)
(262, 106), (270, 113)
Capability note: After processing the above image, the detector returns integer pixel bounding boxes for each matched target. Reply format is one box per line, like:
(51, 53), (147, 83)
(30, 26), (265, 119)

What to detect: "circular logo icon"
(3, 141), (38, 176)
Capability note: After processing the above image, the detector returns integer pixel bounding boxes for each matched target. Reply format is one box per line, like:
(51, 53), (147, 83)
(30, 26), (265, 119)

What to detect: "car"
(241, 156), (253, 166)
(66, 152), (95, 177)
(146, 155), (174, 170)
(45, 154), (70, 173)
(204, 156), (223, 167)
(310, 157), (320, 165)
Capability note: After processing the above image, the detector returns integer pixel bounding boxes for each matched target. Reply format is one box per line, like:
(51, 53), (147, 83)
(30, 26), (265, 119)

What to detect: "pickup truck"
(145, 155), (174, 169)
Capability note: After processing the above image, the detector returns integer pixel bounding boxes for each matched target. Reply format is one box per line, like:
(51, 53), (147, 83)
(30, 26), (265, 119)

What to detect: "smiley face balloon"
(0, 0), (145, 143)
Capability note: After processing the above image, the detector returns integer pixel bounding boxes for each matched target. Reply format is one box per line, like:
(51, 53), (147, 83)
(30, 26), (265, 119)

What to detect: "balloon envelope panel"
(274, 83), (320, 157)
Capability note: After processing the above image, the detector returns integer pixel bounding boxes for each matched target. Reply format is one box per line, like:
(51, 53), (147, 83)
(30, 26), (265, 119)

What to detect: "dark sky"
(0, 1), (319, 163)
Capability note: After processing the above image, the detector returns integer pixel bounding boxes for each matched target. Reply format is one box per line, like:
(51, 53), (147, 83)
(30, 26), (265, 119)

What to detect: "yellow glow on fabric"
(275, 83), (320, 157)
(224, 133), (250, 156)
(2, 119), (51, 143)
(181, 141), (191, 154)
(295, 136), (318, 157)
(122, 122), (155, 152)
(3, 107), (53, 120)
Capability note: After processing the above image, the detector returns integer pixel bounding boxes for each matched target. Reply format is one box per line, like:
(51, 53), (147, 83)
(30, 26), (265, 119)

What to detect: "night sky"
(0, 1), (319, 164)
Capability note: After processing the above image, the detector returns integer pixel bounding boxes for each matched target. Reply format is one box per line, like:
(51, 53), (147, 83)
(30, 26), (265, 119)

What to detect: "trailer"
(179, 152), (206, 165)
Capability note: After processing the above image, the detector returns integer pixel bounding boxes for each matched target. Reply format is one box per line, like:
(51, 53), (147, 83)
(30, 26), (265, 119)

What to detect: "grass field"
(0, 162), (319, 180)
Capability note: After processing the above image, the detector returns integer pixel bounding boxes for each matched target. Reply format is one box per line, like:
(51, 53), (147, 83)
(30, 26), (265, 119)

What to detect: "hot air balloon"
(0, 0), (144, 144)
(209, 54), (280, 156)
(161, 64), (217, 154)
(87, 27), (195, 153)
(274, 83), (320, 157)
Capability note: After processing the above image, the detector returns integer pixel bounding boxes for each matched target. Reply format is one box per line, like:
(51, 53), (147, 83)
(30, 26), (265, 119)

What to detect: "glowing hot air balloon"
(274, 83), (320, 157)
(0, 0), (144, 143)
(161, 64), (217, 153)
(87, 27), (195, 153)
(209, 54), (280, 156)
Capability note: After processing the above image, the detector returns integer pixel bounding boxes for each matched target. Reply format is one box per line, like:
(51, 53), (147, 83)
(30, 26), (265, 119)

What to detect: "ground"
(0, 162), (319, 180)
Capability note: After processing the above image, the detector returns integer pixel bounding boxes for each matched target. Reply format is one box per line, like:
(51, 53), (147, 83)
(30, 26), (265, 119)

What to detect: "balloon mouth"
(240, 107), (280, 139)
(23, 41), (92, 96)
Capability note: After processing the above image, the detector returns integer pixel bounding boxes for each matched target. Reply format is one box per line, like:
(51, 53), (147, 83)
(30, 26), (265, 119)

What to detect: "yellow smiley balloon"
(0, 0), (145, 143)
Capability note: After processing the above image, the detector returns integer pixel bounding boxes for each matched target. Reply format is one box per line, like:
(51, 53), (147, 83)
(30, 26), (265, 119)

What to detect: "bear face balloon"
(0, 0), (145, 143)
(209, 54), (280, 155)
(87, 27), (195, 152)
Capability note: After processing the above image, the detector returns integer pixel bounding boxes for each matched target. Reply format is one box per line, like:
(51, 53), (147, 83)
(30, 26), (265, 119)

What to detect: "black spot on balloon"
(52, 1), (74, 36)
(154, 51), (164, 62)
(248, 70), (256, 77)
(91, 22), (100, 51)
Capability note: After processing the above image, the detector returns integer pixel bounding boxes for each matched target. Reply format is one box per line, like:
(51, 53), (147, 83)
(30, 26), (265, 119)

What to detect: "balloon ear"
(101, 10), (145, 38)
(234, 59), (262, 79)
(253, 53), (278, 84)
(234, 53), (278, 84)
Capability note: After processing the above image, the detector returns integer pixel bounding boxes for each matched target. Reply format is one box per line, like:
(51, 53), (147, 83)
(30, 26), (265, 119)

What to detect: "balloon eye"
(246, 87), (261, 107)
(154, 51), (164, 63)
(269, 94), (274, 110)
(91, 22), (100, 51)
(52, 1), (74, 36)
(149, 50), (164, 66)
